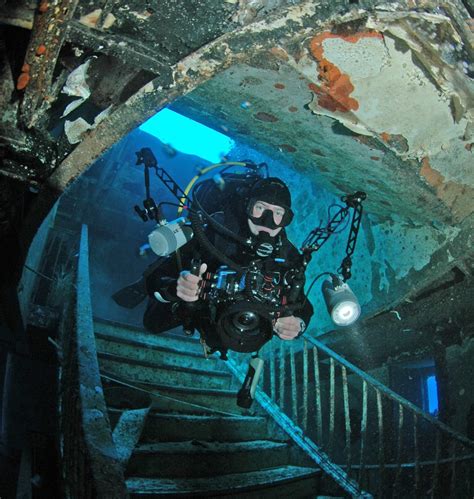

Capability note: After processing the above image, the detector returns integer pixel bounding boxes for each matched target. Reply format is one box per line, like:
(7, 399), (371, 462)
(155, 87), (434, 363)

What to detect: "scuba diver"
(141, 175), (314, 358)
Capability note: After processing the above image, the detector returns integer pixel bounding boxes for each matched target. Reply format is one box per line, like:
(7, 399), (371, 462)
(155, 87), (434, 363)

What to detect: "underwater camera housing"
(203, 260), (304, 353)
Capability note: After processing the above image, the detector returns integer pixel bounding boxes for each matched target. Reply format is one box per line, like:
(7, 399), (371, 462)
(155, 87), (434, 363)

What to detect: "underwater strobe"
(322, 274), (361, 326)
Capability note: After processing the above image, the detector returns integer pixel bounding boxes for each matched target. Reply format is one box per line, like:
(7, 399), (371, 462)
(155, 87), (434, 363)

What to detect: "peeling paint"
(79, 8), (102, 28)
(102, 13), (116, 29)
(306, 14), (471, 173)
(129, 10), (153, 21)
(420, 157), (474, 219)
(308, 31), (383, 113)
(64, 117), (92, 144)
(420, 157), (444, 188)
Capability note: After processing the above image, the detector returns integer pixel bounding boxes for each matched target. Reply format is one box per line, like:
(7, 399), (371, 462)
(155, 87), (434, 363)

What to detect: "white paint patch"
(129, 10), (152, 21)
(79, 8), (102, 28)
(322, 36), (390, 80)
(321, 35), (468, 161)
(61, 58), (96, 118)
(62, 59), (94, 99)
(64, 118), (92, 144)
(126, 81), (155, 106)
(102, 13), (116, 29)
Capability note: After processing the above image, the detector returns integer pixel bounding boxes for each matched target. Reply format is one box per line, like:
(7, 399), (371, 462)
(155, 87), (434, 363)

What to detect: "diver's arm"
(297, 296), (314, 330)
(144, 241), (196, 302)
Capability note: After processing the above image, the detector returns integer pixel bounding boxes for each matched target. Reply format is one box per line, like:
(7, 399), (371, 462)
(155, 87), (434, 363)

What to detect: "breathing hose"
(177, 161), (250, 217)
(187, 209), (245, 274)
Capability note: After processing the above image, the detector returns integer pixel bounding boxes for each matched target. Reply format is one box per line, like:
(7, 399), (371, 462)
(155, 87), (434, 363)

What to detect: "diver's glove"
(273, 316), (306, 340)
(176, 263), (207, 302)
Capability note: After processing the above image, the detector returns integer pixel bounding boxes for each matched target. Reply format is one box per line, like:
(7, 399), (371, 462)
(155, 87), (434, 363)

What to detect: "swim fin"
(112, 278), (148, 308)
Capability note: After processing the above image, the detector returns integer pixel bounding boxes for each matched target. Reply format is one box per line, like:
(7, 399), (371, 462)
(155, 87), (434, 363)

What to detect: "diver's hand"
(273, 316), (305, 340)
(176, 263), (207, 302)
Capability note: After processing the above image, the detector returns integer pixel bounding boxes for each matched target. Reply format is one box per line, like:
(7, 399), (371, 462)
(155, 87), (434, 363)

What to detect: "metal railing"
(232, 336), (474, 498)
(58, 225), (127, 498)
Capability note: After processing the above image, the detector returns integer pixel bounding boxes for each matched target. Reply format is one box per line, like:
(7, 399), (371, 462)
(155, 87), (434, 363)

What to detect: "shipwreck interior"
(0, 0), (473, 497)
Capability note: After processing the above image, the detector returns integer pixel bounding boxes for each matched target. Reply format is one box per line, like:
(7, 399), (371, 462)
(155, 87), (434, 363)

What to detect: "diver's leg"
(143, 299), (181, 334)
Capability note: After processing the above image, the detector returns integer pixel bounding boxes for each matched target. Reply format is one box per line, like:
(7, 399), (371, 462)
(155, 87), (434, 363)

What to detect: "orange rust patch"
(309, 31), (383, 113)
(16, 72), (30, 90)
(36, 45), (47, 56)
(21, 63), (30, 73)
(39, 1), (49, 13)
(418, 157), (473, 220)
(380, 132), (391, 143)
(420, 157), (444, 189)
(274, 83), (285, 90)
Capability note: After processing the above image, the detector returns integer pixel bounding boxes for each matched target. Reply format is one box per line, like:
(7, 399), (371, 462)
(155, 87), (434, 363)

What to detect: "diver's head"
(246, 177), (293, 237)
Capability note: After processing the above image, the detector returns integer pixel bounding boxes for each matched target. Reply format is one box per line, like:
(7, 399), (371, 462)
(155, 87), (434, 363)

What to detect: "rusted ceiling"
(0, 0), (473, 300)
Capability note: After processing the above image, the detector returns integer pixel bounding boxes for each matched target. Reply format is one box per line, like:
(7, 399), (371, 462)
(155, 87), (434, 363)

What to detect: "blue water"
(140, 108), (235, 163)
(426, 374), (438, 415)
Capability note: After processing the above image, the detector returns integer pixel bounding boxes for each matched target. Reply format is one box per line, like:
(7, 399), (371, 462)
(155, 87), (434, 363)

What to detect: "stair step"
(95, 332), (225, 372)
(127, 440), (291, 478)
(102, 382), (250, 416)
(94, 319), (202, 354)
(108, 409), (269, 442)
(97, 352), (233, 390)
(127, 465), (320, 497)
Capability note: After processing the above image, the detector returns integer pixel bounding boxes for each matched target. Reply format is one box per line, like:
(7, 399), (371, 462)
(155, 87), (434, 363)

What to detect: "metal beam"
(66, 21), (172, 76)
(19, 0), (80, 129)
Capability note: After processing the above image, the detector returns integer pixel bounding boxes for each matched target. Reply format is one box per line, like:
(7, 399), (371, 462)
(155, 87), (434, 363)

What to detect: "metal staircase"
(94, 319), (325, 497)
(57, 225), (473, 498)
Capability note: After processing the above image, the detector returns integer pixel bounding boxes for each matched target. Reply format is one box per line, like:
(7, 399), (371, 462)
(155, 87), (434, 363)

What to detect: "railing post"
(432, 428), (441, 498)
(270, 343), (276, 401)
(313, 346), (323, 444)
(359, 380), (368, 487)
(290, 343), (298, 424)
(450, 440), (457, 498)
(414, 413), (420, 497)
(329, 357), (336, 453)
(376, 390), (385, 498)
(279, 341), (285, 409)
(302, 340), (308, 432)
(342, 365), (351, 476)
(394, 403), (404, 498)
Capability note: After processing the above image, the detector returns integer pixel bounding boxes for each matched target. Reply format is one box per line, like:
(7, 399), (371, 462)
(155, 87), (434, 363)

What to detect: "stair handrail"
(227, 358), (374, 498)
(59, 225), (127, 498)
(306, 337), (474, 450)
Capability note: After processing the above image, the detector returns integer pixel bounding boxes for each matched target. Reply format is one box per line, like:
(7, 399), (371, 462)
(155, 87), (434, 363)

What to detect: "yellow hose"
(177, 161), (249, 215)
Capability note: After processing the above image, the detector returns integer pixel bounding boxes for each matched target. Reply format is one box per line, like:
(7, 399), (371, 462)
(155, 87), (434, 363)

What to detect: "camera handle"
(181, 258), (201, 336)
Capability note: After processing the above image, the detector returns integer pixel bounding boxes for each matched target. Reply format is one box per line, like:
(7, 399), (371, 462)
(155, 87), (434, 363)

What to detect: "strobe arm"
(301, 205), (350, 254)
(338, 192), (366, 281)
(300, 191), (366, 281)
(134, 147), (192, 222)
